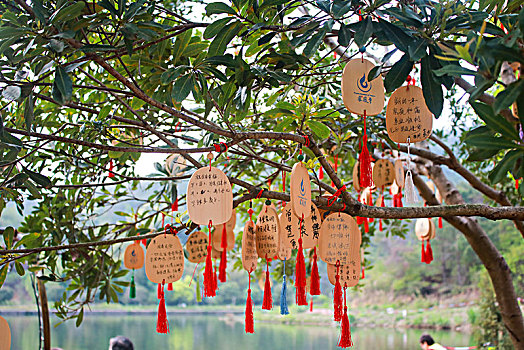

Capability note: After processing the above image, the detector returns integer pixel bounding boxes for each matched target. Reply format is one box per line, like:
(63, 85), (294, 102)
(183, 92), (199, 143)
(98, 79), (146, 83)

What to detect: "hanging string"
(245, 270), (254, 333)
(359, 110), (373, 188)
(218, 223), (228, 283)
(280, 258), (289, 315)
(108, 159), (115, 178)
(129, 269), (136, 299)
(282, 170), (286, 208)
(333, 261), (343, 322)
(327, 185), (347, 207)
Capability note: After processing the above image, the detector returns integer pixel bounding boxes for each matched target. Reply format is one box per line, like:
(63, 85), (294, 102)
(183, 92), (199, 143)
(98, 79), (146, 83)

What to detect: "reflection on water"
(4, 314), (473, 349)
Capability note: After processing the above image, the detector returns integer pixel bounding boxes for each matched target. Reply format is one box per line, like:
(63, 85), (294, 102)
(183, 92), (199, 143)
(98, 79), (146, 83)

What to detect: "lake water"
(4, 314), (474, 349)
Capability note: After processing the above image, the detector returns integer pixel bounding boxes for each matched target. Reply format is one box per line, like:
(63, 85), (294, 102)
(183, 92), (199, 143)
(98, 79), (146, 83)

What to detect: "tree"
(0, 0), (523, 347)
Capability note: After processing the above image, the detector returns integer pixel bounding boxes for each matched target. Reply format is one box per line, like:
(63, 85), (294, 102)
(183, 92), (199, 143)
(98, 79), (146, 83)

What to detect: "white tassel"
(404, 170), (418, 205)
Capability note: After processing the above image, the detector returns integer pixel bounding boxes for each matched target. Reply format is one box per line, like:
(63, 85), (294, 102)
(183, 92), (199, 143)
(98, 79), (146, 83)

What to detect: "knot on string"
(213, 142), (228, 153)
(164, 224), (177, 236)
(174, 121), (182, 132)
(303, 135), (310, 147)
(327, 185), (347, 206)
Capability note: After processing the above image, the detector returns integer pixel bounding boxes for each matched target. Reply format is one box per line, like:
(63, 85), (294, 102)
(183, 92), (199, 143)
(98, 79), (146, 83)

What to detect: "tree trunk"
(414, 164), (524, 349)
(37, 279), (51, 350)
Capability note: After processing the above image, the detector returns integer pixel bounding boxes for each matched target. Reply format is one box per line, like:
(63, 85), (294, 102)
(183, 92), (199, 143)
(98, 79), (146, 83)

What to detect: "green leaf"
(407, 38), (427, 61)
(23, 167), (52, 188)
(384, 53), (413, 93)
(377, 18), (414, 52)
(206, 2), (237, 16)
(14, 232), (41, 248)
(384, 7), (424, 28)
(469, 101), (519, 140)
(208, 22), (242, 57)
(50, 1), (85, 23)
(0, 265), (8, 289)
(14, 261), (25, 276)
(25, 179), (42, 199)
(3, 226), (15, 249)
(420, 56), (443, 117)
(203, 18), (232, 39)
(80, 44), (117, 53)
(488, 150), (522, 184)
(464, 134), (518, 150)
(172, 75), (193, 102)
(54, 66), (73, 102)
(493, 80), (524, 115)
(303, 28), (326, 57)
(338, 23), (351, 47)
(0, 131), (23, 149)
(433, 64), (476, 77)
(161, 67), (186, 85)
(183, 43), (208, 57)
(258, 32), (277, 46)
(354, 17), (373, 48)
(24, 93), (34, 132)
(76, 308), (84, 327)
(307, 120), (331, 139)
(0, 27), (28, 39)
(368, 65), (383, 81)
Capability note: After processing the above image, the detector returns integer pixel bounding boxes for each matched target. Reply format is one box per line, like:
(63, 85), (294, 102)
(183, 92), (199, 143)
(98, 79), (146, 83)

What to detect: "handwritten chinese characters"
(290, 162), (312, 219)
(372, 159), (395, 188)
(187, 167), (233, 225)
(327, 261), (361, 288)
(279, 204), (321, 250)
(318, 213), (360, 265)
(394, 159), (405, 188)
(145, 235), (184, 284)
(124, 243), (145, 269)
(242, 220), (258, 271)
(341, 58), (385, 116)
(186, 231), (208, 263)
(386, 86), (433, 143)
(256, 204), (280, 259)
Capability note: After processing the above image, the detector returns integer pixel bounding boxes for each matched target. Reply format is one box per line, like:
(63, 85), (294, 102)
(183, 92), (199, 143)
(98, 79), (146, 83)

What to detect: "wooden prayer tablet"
(386, 85), (433, 143)
(212, 209), (236, 252)
(258, 275), (273, 291)
(394, 159), (405, 188)
(435, 188), (442, 204)
(145, 234), (184, 284)
(341, 58), (385, 116)
(290, 162), (312, 219)
(279, 204), (321, 250)
(0, 316), (10, 350)
(327, 261), (361, 287)
(124, 242), (145, 269)
(372, 159), (395, 188)
(429, 219), (436, 240)
(360, 187), (373, 205)
(318, 213), (360, 265)
(242, 220), (258, 272)
(185, 231), (209, 263)
(211, 246), (221, 259)
(353, 161), (361, 192)
(187, 166), (233, 225)
(415, 218), (432, 241)
(277, 224), (292, 261)
(256, 204), (280, 259)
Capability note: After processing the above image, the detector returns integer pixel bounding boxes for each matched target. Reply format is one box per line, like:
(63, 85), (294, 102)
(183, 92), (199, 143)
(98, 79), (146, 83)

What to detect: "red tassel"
(426, 240), (433, 264)
(379, 219), (383, 231)
(167, 283), (173, 291)
(421, 241), (427, 263)
(356, 215), (364, 225)
(398, 189), (403, 208)
(171, 199), (178, 212)
(295, 238), (308, 305)
(108, 159), (115, 178)
(338, 301), (353, 347)
(359, 113), (372, 188)
(319, 166), (324, 180)
(334, 264), (343, 322)
(438, 217), (443, 229)
(262, 261), (272, 310)
(219, 224), (227, 283)
(157, 283), (162, 299)
(213, 261), (218, 292)
(516, 178), (520, 190)
(361, 267), (365, 279)
(310, 297), (314, 312)
(310, 248), (321, 295)
(203, 244), (216, 297)
(156, 282), (169, 334)
(364, 217), (369, 233)
(245, 273), (254, 333)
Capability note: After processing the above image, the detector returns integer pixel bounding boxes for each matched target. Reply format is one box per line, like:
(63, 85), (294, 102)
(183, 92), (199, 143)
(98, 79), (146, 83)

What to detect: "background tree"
(0, 0), (523, 348)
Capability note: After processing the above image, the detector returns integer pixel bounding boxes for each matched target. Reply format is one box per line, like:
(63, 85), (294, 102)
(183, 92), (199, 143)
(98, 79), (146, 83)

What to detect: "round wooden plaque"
(360, 187), (373, 205)
(327, 261), (361, 288)
(279, 204), (321, 250)
(290, 162), (312, 219)
(385, 85), (433, 143)
(341, 58), (385, 116)
(185, 231), (208, 263)
(277, 225), (292, 261)
(0, 316), (10, 350)
(429, 219), (436, 239)
(372, 159), (395, 188)
(256, 204), (280, 259)
(187, 166), (233, 225)
(145, 234), (184, 284)
(212, 209), (236, 252)
(415, 218), (432, 241)
(242, 220), (258, 271)
(394, 159), (405, 188)
(124, 243), (145, 269)
(353, 161), (361, 192)
(211, 246), (221, 259)
(318, 213), (360, 265)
